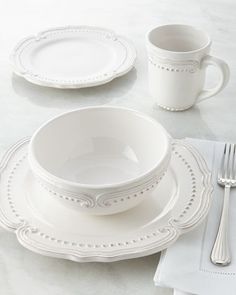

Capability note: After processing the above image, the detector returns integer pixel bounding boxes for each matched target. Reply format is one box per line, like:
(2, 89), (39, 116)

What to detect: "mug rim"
(146, 24), (212, 55)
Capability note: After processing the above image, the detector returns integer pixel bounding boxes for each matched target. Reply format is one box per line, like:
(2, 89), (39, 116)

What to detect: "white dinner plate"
(0, 138), (212, 262)
(11, 26), (136, 88)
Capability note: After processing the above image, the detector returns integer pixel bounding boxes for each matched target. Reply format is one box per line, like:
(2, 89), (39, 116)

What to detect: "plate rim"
(10, 25), (137, 89)
(0, 138), (213, 262)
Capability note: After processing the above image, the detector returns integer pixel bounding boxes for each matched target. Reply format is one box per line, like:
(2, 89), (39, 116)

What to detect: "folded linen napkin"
(154, 138), (236, 295)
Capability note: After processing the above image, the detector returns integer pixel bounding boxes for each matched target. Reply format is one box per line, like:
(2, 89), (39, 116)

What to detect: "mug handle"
(197, 55), (230, 102)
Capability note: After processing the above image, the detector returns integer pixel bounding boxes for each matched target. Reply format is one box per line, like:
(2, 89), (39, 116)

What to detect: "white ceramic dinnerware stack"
(0, 104), (213, 262)
(0, 22), (232, 294)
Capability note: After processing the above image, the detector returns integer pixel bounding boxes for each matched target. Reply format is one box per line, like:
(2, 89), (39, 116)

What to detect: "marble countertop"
(0, 0), (235, 294)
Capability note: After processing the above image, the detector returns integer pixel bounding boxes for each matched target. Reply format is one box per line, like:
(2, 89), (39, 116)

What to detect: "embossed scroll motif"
(147, 47), (200, 73)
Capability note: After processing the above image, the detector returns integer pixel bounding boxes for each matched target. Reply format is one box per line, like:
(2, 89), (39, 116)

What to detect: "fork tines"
(219, 143), (236, 183)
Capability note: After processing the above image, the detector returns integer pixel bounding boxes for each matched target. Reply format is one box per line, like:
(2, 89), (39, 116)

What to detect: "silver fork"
(211, 143), (236, 266)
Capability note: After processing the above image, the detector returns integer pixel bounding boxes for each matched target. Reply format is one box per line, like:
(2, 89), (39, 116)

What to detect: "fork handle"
(211, 185), (231, 266)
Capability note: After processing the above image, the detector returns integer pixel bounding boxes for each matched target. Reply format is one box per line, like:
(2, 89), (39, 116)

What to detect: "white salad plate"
(0, 138), (212, 262)
(11, 26), (136, 88)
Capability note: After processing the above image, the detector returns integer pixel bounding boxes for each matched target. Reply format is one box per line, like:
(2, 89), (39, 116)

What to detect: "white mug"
(146, 24), (230, 111)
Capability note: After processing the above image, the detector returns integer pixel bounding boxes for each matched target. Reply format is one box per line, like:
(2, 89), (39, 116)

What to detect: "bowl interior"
(31, 108), (169, 187)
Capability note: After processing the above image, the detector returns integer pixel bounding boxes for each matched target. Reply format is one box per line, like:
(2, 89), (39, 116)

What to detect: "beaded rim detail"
(156, 102), (194, 112)
(148, 57), (199, 73)
(38, 170), (166, 209)
(147, 46), (200, 74)
(0, 138), (212, 262)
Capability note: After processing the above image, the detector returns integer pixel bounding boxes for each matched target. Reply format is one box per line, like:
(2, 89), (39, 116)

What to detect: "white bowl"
(29, 107), (171, 215)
